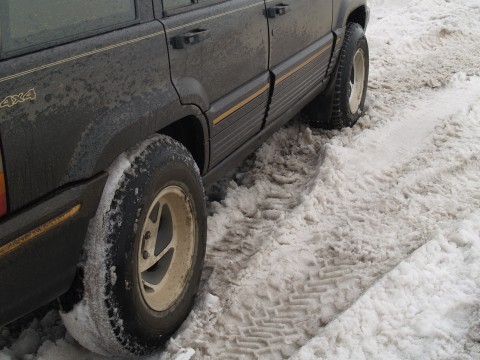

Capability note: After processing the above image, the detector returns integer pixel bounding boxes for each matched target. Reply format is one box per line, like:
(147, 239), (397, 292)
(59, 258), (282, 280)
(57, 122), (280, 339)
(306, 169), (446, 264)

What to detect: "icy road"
(2, 0), (480, 358)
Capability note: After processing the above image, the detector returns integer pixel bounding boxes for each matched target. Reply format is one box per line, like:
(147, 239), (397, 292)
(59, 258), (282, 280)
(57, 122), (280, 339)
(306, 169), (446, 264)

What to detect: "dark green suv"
(0, 0), (369, 356)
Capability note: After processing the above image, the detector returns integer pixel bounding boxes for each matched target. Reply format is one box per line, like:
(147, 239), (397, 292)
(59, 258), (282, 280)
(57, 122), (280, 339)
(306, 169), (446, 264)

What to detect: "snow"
(60, 151), (133, 357)
(291, 212), (480, 359)
(2, 0), (480, 358)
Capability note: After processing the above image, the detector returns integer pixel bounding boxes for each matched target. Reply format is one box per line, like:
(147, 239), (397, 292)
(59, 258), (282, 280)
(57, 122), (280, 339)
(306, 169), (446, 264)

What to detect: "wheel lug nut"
(142, 250), (149, 259)
(144, 231), (151, 240)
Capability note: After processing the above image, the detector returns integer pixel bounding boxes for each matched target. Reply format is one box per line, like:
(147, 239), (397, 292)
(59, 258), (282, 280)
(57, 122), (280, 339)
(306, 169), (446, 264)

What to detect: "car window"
(0, 0), (136, 55)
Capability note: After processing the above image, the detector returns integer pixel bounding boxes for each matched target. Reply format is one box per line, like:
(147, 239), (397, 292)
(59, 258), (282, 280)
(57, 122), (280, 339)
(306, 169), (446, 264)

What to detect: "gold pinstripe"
(0, 204), (81, 257)
(275, 44), (332, 85)
(213, 43), (333, 125)
(213, 83), (270, 125)
(0, 2), (267, 84)
(0, 32), (164, 83)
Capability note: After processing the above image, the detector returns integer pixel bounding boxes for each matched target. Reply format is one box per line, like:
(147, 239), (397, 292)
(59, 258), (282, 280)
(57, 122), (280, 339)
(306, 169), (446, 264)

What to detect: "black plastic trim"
(0, 173), (107, 326)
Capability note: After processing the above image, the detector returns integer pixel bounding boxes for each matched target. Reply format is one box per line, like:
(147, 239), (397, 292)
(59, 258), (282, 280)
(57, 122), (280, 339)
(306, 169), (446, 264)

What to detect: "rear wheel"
(61, 135), (206, 357)
(304, 22), (369, 129)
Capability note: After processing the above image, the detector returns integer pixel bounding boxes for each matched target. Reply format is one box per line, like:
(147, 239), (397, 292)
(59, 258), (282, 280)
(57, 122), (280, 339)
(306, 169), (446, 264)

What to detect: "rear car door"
(265, 0), (333, 125)
(158, 0), (270, 168)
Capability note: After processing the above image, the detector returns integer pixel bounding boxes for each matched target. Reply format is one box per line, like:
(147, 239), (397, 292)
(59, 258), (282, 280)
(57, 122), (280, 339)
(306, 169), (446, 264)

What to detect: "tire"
(61, 135), (207, 357)
(304, 22), (369, 129)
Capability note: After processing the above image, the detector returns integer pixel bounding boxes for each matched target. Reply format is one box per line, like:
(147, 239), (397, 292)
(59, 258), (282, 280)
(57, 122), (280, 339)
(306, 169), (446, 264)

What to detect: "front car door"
(158, 0), (270, 168)
(265, 0), (333, 126)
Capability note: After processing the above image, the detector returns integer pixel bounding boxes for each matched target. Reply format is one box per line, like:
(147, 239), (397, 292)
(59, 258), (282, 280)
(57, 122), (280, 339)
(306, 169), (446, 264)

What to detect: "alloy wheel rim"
(137, 186), (195, 312)
(348, 48), (366, 114)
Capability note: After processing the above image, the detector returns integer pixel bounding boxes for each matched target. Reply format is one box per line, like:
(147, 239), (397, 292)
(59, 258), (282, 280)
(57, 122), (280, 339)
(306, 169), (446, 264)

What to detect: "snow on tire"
(60, 135), (207, 357)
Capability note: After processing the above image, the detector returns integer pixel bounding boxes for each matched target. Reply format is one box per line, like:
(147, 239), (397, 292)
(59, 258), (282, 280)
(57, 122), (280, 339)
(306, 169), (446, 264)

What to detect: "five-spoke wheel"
(61, 135), (206, 357)
(348, 48), (366, 115)
(138, 186), (196, 312)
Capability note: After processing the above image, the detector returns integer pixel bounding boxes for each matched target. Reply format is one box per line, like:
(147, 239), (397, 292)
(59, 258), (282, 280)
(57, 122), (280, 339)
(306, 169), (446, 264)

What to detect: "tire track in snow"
(161, 0), (480, 353)
(164, 76), (480, 359)
(290, 211), (480, 360)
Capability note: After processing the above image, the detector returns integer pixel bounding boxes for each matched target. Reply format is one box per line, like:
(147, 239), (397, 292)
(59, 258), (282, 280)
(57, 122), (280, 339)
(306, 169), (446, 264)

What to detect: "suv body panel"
(267, 35), (334, 126)
(0, 0), (206, 325)
(267, 0), (333, 67)
(0, 20), (195, 211)
(160, 0), (270, 168)
(265, 0), (333, 127)
(0, 174), (107, 325)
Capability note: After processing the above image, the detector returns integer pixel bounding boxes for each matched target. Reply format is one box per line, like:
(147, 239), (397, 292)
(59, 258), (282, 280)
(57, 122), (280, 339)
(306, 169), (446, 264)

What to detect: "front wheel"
(61, 135), (207, 357)
(304, 22), (369, 129)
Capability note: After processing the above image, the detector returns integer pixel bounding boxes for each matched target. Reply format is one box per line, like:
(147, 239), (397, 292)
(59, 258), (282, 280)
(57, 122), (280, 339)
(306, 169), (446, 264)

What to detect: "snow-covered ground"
(2, 0), (480, 358)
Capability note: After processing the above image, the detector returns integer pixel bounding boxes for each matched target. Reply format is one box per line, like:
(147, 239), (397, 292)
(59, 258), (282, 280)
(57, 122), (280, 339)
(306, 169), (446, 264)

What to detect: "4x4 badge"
(0, 88), (36, 109)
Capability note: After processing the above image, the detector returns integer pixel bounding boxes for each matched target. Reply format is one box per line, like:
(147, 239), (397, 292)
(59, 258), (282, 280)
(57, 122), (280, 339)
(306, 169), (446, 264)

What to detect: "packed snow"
(2, 0), (480, 358)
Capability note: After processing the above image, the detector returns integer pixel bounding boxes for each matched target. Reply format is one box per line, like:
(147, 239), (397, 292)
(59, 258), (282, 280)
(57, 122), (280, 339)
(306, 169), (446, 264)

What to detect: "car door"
(265, 0), (333, 125)
(157, 0), (270, 168)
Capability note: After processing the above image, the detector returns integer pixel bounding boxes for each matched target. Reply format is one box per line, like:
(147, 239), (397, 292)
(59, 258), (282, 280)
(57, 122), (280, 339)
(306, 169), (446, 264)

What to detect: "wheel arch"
(333, 1), (369, 30)
(159, 115), (208, 175)
(347, 6), (368, 29)
(65, 95), (210, 183)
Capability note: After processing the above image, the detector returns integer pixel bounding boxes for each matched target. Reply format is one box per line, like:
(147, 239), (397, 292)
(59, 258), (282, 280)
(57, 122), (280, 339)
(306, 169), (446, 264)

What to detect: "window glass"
(1, 0), (136, 54)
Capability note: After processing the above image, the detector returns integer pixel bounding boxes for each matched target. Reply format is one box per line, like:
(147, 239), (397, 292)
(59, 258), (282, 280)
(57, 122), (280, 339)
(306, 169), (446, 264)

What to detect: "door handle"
(266, 3), (291, 18)
(171, 29), (210, 49)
